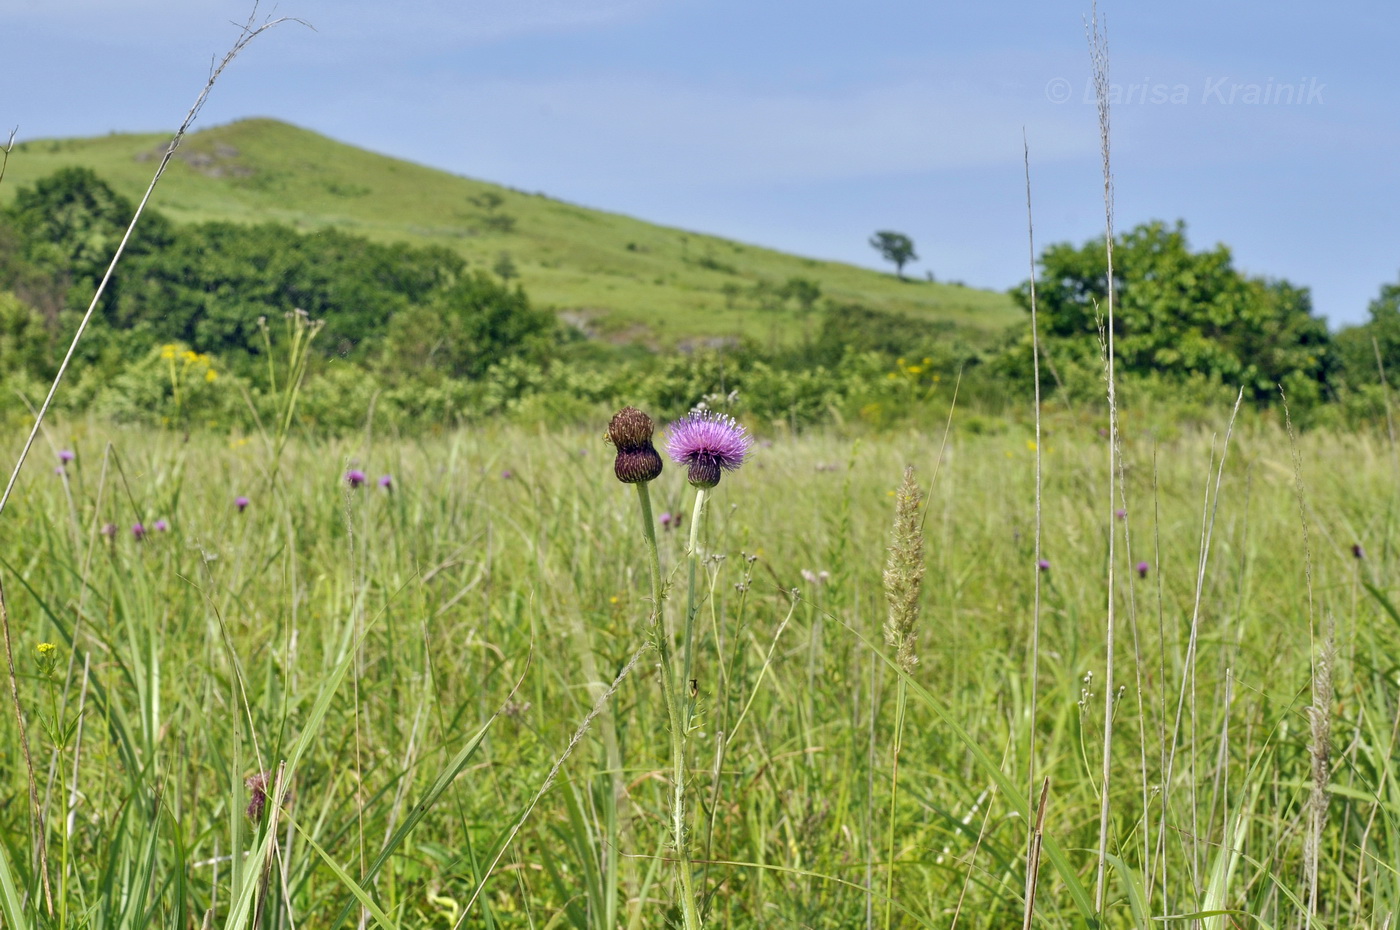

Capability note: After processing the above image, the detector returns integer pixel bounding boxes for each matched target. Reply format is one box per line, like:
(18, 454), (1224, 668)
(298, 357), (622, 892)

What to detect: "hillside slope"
(1, 118), (1019, 349)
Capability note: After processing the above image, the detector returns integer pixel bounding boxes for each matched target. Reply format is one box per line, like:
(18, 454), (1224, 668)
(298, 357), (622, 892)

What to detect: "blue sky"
(3, 0), (1397, 326)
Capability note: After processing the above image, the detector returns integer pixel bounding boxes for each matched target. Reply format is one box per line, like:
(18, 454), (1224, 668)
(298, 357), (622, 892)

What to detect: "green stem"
(681, 488), (707, 718)
(634, 481), (703, 930)
(883, 677), (908, 930)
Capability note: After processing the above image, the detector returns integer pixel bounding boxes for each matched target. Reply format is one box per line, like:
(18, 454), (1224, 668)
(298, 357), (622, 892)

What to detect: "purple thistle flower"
(54, 466), (65, 476)
(101, 522), (117, 539)
(1136, 560), (1149, 578)
(1353, 543), (1365, 560)
(501, 469), (514, 480)
(659, 511), (673, 527)
(1037, 558), (1051, 573)
(346, 469), (366, 489)
(378, 474), (393, 490)
(58, 449), (74, 463)
(1115, 508), (1126, 520)
(665, 410), (752, 489)
(235, 495), (250, 513)
(154, 519), (169, 532)
(132, 523), (146, 541)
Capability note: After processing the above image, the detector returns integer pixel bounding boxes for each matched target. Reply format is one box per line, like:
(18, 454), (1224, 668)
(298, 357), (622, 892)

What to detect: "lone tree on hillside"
(869, 231), (917, 280)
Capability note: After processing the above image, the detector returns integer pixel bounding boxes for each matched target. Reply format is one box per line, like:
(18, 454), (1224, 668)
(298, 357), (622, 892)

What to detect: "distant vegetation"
(1, 127), (1399, 436)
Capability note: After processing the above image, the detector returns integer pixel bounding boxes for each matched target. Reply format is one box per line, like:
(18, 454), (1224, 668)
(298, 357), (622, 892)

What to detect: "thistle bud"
(608, 406), (663, 483)
(607, 406), (656, 451)
(615, 446), (664, 483)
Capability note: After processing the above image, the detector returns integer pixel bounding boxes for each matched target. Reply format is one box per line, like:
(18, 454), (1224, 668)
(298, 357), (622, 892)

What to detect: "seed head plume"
(883, 465), (925, 674)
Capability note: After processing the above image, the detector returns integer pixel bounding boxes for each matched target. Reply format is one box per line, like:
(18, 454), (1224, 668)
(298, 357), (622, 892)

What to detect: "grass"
(0, 409), (1397, 927)
(0, 118), (1020, 350)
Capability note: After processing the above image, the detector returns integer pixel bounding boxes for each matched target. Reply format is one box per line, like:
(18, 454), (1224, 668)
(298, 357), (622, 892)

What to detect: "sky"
(3, 0), (1398, 327)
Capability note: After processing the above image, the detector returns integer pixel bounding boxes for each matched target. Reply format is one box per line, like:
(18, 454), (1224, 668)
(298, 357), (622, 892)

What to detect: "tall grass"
(0, 411), (1395, 926)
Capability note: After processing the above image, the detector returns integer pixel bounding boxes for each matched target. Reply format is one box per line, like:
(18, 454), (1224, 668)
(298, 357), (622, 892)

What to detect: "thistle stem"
(681, 487), (708, 715)
(634, 481), (702, 930)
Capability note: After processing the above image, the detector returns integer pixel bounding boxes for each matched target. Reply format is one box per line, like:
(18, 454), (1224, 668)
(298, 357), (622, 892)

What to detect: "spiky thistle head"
(882, 466), (925, 674)
(606, 406), (663, 483)
(665, 410), (752, 489)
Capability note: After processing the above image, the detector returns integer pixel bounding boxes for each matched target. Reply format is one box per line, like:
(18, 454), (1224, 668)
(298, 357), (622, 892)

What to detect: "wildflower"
(58, 449), (74, 463)
(235, 495), (250, 513)
(659, 511), (674, 528)
(245, 771), (279, 822)
(606, 406), (663, 484)
(154, 519), (169, 532)
(1136, 560), (1149, 578)
(1115, 508), (1126, 520)
(1037, 558), (1051, 572)
(378, 474), (393, 490)
(54, 466), (64, 476)
(1352, 543), (1365, 560)
(132, 523), (146, 541)
(501, 469), (514, 480)
(35, 642), (58, 677)
(101, 522), (117, 539)
(346, 469), (366, 489)
(665, 410), (752, 488)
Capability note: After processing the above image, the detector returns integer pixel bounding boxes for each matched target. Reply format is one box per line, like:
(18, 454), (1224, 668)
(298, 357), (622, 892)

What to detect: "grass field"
(1, 404), (1396, 928)
(0, 119), (1019, 350)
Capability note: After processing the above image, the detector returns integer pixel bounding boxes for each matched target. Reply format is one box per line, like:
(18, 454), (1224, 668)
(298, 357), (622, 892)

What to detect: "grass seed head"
(882, 465), (925, 674)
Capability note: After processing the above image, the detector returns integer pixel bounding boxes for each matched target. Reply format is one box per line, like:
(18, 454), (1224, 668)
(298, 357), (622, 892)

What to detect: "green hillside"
(0, 118), (1018, 349)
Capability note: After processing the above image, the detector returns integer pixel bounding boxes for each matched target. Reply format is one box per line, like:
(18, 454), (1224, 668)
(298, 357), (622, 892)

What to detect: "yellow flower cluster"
(161, 344), (218, 381)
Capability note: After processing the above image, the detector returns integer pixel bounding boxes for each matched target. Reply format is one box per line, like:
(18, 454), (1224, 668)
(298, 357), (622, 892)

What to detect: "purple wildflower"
(378, 474), (393, 490)
(1115, 508), (1126, 520)
(1352, 543), (1365, 560)
(1037, 558), (1051, 573)
(154, 519), (169, 532)
(501, 469), (514, 480)
(346, 469), (366, 489)
(235, 495), (250, 513)
(58, 449), (75, 463)
(659, 511), (673, 527)
(101, 522), (117, 539)
(132, 523), (146, 541)
(1136, 560), (1149, 579)
(54, 466), (65, 476)
(665, 410), (752, 489)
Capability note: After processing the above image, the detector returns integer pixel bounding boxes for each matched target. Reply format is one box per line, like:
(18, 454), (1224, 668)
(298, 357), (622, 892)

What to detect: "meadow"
(2, 401), (1396, 929)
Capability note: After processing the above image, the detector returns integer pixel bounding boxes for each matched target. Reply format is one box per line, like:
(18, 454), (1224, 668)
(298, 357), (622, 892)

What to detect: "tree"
(1010, 220), (1332, 400)
(1334, 279), (1400, 387)
(869, 231), (917, 279)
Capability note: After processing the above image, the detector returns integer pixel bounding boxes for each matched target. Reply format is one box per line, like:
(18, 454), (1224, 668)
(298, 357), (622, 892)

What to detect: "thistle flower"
(154, 519), (170, 533)
(606, 406), (663, 484)
(235, 495), (250, 513)
(132, 523), (146, 541)
(101, 522), (117, 539)
(659, 511), (674, 528)
(1352, 543), (1365, 560)
(1115, 508), (1126, 520)
(379, 474), (393, 490)
(346, 469), (366, 489)
(883, 467), (925, 673)
(501, 469), (514, 480)
(1136, 560), (1149, 578)
(1037, 558), (1051, 572)
(58, 449), (74, 463)
(665, 410), (751, 489)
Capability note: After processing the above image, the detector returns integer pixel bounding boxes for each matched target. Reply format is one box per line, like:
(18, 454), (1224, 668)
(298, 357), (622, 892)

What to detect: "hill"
(0, 118), (1018, 350)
